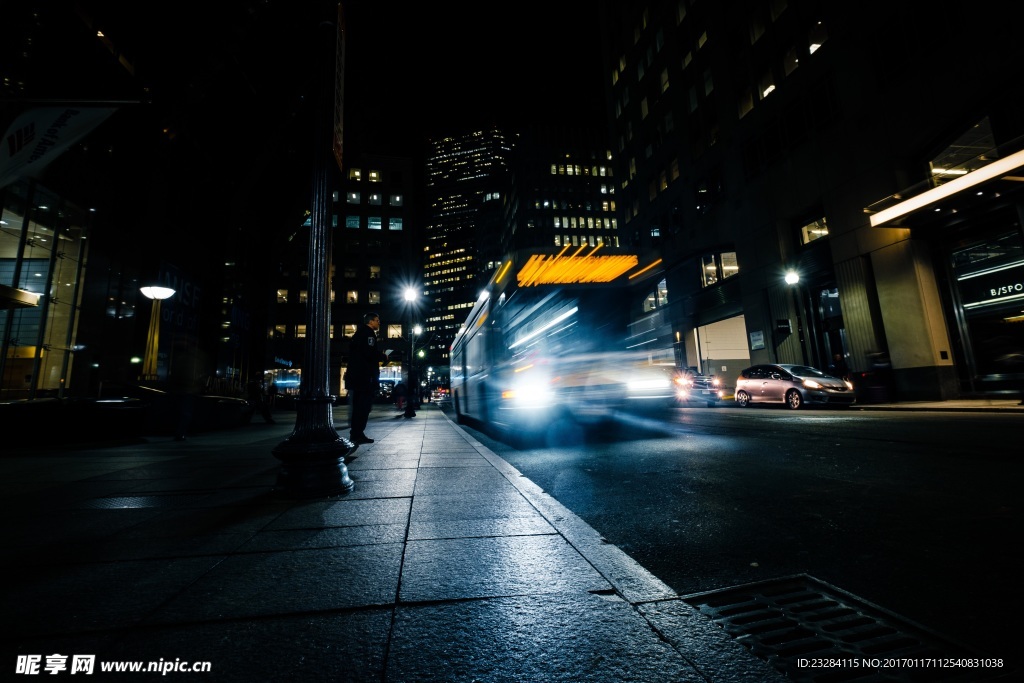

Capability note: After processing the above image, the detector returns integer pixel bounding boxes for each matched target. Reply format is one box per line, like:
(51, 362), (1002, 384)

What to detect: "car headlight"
(802, 379), (822, 389)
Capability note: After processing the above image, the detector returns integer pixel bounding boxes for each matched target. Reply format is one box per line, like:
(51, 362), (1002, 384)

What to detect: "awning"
(865, 147), (1024, 228)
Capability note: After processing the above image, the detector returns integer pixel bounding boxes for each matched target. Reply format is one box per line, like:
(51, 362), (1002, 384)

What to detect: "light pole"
(139, 285), (175, 381)
(271, 15), (354, 498)
(784, 270), (821, 367)
(403, 288), (419, 417)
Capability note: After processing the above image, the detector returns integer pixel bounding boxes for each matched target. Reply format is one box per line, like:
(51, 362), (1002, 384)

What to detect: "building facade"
(423, 128), (513, 369)
(501, 125), (621, 256)
(265, 153), (420, 398)
(601, 0), (1024, 399)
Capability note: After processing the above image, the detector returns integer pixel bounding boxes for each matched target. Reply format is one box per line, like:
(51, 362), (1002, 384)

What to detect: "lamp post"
(271, 15), (354, 498)
(784, 270), (821, 367)
(139, 285), (175, 381)
(403, 288), (420, 417)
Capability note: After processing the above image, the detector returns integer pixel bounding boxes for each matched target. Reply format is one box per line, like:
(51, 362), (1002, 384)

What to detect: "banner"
(0, 106), (117, 189)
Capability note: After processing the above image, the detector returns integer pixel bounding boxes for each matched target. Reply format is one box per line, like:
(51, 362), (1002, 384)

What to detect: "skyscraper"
(423, 128), (513, 367)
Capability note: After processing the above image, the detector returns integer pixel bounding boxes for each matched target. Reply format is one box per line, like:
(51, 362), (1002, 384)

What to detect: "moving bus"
(449, 247), (672, 442)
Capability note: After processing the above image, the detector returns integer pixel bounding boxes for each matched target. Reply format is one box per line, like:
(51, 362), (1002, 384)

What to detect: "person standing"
(244, 379), (275, 424)
(345, 312), (389, 444)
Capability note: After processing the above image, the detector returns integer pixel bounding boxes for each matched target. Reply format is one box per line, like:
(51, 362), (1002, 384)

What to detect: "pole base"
(272, 438), (356, 498)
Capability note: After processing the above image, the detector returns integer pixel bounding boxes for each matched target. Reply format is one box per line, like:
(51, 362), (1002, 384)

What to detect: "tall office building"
(423, 128), (513, 368)
(601, 0), (1024, 399)
(501, 125), (621, 257)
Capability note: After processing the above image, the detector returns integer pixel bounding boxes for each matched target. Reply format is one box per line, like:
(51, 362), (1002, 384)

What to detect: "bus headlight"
(628, 378), (672, 393)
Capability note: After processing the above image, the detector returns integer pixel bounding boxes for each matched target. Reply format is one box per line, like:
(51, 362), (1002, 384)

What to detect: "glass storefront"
(951, 228), (1024, 385)
(1, 181), (90, 398)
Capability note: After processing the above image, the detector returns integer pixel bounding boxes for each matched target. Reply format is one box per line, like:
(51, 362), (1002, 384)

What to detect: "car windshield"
(786, 365), (827, 378)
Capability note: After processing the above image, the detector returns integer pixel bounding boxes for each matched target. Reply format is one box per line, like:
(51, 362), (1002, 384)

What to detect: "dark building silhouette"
(600, 0), (1024, 399)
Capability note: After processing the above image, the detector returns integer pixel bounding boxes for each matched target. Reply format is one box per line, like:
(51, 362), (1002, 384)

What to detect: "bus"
(449, 247), (673, 442)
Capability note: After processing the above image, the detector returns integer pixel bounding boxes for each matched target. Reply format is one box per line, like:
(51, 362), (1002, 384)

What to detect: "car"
(672, 371), (726, 407)
(734, 363), (855, 409)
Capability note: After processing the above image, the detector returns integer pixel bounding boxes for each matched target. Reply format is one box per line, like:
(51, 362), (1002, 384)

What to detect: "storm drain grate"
(681, 574), (1006, 682)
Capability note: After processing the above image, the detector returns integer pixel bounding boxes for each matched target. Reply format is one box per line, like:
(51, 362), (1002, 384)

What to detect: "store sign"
(958, 260), (1024, 310)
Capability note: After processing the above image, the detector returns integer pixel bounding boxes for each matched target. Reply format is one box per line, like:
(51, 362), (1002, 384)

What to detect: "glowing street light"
(139, 285), (175, 381)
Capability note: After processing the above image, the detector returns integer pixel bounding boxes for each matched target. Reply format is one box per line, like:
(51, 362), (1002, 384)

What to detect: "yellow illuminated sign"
(517, 251), (642, 286)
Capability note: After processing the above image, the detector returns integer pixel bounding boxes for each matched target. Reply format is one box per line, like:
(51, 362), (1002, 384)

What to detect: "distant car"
(734, 363), (855, 409)
(672, 372), (725, 407)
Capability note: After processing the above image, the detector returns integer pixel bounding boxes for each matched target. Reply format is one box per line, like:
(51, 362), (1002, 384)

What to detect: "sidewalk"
(1, 403), (785, 682)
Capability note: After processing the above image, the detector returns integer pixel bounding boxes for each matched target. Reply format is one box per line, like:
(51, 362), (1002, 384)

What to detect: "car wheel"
(736, 391), (751, 407)
(786, 390), (803, 410)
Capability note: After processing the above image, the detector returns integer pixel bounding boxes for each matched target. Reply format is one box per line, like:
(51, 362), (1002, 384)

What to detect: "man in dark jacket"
(345, 312), (389, 444)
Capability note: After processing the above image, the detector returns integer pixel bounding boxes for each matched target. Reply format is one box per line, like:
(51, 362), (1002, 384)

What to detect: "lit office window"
(368, 170), (381, 182)
(800, 217), (829, 244)
(343, 324), (357, 337)
(368, 216), (382, 230)
(701, 254), (719, 286)
(349, 168), (361, 181)
(759, 69), (776, 99)
(296, 325), (307, 338)
(738, 88), (754, 118)
(276, 289), (288, 303)
(346, 290), (358, 303)
(299, 290), (308, 304)
(346, 192), (360, 204)
(369, 193), (382, 205)
(273, 324), (286, 337)
(345, 216), (360, 229)
(808, 21), (827, 53)
(390, 194), (403, 206)
(721, 252), (738, 279)
(368, 291), (381, 305)
(389, 217), (403, 231)
(784, 46), (799, 75)
(369, 265), (381, 279)
(387, 324), (402, 338)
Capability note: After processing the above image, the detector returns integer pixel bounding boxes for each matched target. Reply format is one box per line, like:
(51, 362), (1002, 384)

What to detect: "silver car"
(734, 364), (855, 409)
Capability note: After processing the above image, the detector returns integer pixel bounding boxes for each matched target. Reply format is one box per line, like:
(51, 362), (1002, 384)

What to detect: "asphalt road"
(446, 402), (1024, 663)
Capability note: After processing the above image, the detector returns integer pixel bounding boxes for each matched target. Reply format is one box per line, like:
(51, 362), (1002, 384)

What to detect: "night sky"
(339, 1), (607, 152)
(27, 2), (605, 155)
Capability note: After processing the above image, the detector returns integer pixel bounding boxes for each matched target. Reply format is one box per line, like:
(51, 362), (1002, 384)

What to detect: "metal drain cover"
(681, 574), (1007, 682)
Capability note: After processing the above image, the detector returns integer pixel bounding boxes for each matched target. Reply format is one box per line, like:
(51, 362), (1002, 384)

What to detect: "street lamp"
(139, 285), (175, 381)
(783, 270), (821, 366)
(403, 287), (420, 417)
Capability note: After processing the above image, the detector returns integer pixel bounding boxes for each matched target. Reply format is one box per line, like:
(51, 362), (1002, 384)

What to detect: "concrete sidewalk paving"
(1, 403), (784, 682)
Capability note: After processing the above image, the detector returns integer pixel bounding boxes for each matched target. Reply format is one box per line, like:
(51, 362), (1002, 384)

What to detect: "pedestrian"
(345, 312), (390, 444)
(244, 379), (275, 424)
(404, 366), (418, 418)
(168, 372), (203, 441)
(828, 352), (849, 379)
